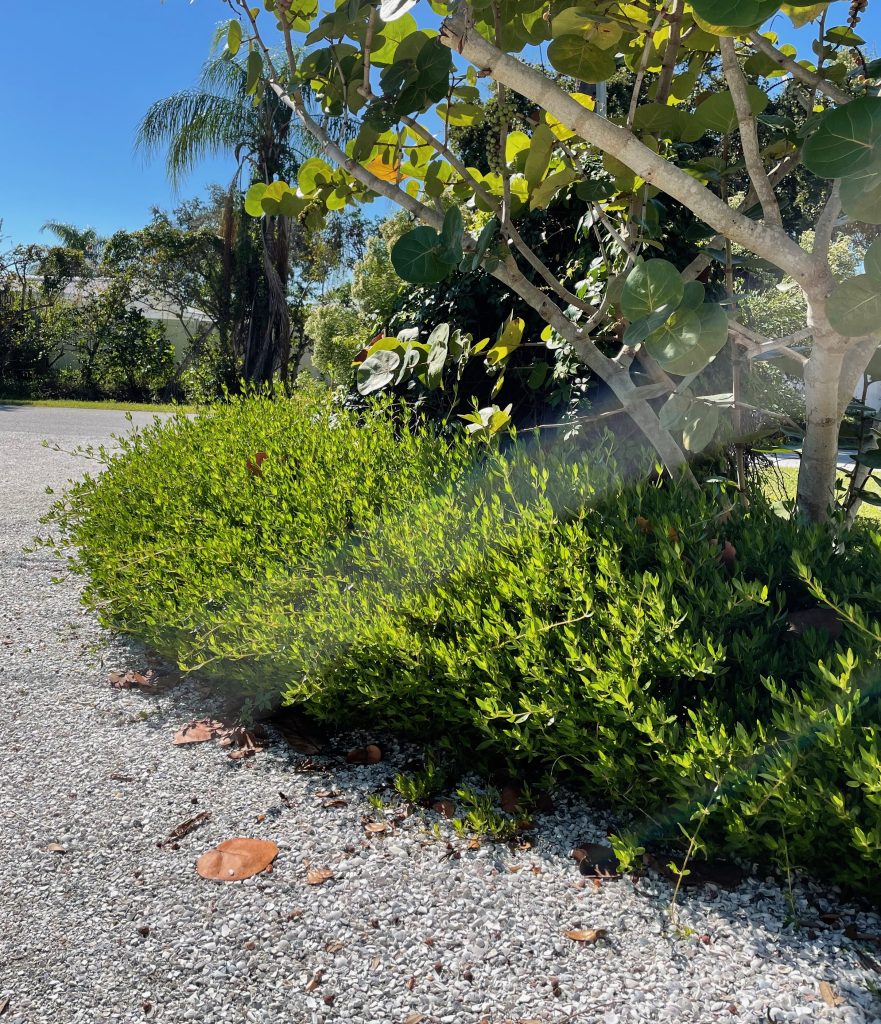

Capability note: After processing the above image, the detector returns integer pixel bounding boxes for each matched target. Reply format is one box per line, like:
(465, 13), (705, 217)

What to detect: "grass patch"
(764, 464), (881, 523)
(0, 397), (196, 413)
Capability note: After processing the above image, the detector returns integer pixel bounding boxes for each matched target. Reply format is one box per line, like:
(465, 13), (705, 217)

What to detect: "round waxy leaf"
(659, 390), (694, 431)
(691, 0), (781, 33)
(694, 86), (768, 135)
(645, 303), (728, 376)
(547, 35), (617, 83)
(841, 168), (881, 224)
(802, 97), (881, 178)
(226, 19), (243, 57)
(426, 323), (450, 388)
(826, 275), (881, 337)
(682, 403), (721, 453)
(357, 348), (401, 395)
(391, 227), (453, 285)
(621, 260), (684, 320)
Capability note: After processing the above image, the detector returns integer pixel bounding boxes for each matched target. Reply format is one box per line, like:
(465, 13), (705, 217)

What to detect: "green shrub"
(45, 390), (881, 894)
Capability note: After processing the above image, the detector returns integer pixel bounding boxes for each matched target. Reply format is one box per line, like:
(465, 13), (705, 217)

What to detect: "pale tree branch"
(746, 32), (851, 106)
(655, 0), (685, 103)
(719, 36), (782, 228)
(440, 18), (820, 290)
(813, 181), (842, 264)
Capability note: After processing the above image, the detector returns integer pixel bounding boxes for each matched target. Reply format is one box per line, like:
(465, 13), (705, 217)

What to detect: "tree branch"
(746, 32), (851, 106)
(440, 18), (819, 290)
(719, 36), (782, 228)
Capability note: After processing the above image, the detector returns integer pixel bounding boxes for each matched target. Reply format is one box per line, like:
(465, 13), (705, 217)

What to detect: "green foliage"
(46, 391), (881, 894)
(305, 299), (368, 383)
(393, 757), (447, 804)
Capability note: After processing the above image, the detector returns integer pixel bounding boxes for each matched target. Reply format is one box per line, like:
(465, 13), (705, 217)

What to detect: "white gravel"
(2, 404), (881, 1024)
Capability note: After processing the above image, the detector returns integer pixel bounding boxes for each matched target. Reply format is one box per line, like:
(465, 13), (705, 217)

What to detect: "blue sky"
(1, 1), (877, 248)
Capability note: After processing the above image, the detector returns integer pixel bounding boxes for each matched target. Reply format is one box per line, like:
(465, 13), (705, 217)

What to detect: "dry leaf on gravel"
(306, 866), (334, 886)
(173, 719), (224, 745)
(196, 838), (278, 881)
(45, 842), (66, 853)
(0, 997), (9, 1016)
(305, 970), (324, 992)
(571, 843), (620, 878)
(431, 799), (455, 819)
(403, 1014), (426, 1024)
(365, 822), (388, 834)
(819, 981), (843, 1007)
(499, 784), (521, 814)
(325, 941), (345, 954)
(564, 928), (608, 943)
(109, 668), (162, 692)
(158, 811), (210, 848)
(346, 744), (383, 764)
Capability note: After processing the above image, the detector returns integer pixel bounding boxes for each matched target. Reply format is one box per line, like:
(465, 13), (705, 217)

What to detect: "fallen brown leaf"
(365, 822), (388, 834)
(158, 811), (210, 849)
(305, 969), (324, 992)
(173, 719), (224, 745)
(819, 981), (843, 1007)
(46, 842), (66, 854)
(0, 997), (9, 1016)
(323, 994), (336, 1006)
(306, 866), (333, 886)
(325, 941), (345, 954)
(196, 837), (278, 881)
(346, 744), (383, 765)
(406, 976), (416, 991)
(571, 842), (619, 878)
(564, 928), (608, 943)
(324, 799), (348, 808)
(499, 784), (521, 814)
(431, 799), (456, 819)
(403, 1014), (426, 1024)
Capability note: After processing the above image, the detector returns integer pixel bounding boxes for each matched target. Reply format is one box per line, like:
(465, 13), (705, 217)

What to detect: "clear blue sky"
(0, 0), (238, 248)
(1, 0), (877, 249)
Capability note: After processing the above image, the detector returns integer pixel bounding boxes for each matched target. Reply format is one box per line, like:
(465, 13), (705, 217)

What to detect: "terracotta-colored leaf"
(246, 451), (268, 477)
(636, 515), (652, 534)
(564, 928), (608, 943)
(173, 719), (224, 745)
(432, 799), (456, 819)
(324, 799), (348, 808)
(196, 837), (278, 881)
(346, 744), (383, 764)
(719, 540), (737, 569)
(306, 866), (333, 886)
(305, 969), (324, 992)
(365, 822), (388, 834)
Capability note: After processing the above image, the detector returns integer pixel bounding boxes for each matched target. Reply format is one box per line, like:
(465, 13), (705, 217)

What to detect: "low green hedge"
(45, 389), (881, 894)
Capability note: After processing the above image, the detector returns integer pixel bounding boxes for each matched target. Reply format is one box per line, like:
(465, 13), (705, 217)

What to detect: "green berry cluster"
(483, 90), (518, 174)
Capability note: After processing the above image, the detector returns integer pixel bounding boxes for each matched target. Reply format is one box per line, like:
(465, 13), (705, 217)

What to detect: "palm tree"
(136, 54), (317, 385)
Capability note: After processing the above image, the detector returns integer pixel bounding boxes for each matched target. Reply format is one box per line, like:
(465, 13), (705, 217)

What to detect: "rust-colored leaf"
(305, 969), (324, 992)
(346, 744), (383, 764)
(324, 799), (348, 808)
(564, 928), (608, 943)
(196, 837), (278, 881)
(636, 515), (652, 534)
(246, 451), (268, 477)
(366, 821), (388, 834)
(306, 866), (333, 886)
(719, 539), (737, 569)
(46, 842), (66, 854)
(173, 719), (224, 745)
(432, 799), (456, 819)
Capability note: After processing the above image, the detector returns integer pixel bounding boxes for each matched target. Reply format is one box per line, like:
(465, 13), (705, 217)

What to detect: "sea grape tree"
(217, 0), (880, 522)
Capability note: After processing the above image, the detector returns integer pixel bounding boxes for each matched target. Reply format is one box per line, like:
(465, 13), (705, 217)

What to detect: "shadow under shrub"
(45, 388), (881, 895)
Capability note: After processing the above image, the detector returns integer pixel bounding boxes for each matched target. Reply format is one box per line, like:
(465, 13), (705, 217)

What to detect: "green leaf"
(245, 49), (263, 96)
(524, 123), (556, 190)
(856, 448), (881, 469)
(529, 167), (577, 210)
(841, 168), (881, 224)
(802, 97), (881, 178)
(659, 390), (694, 431)
(826, 275), (881, 337)
(694, 87), (768, 136)
(680, 281), (706, 312)
(681, 403), (721, 453)
(391, 227), (453, 284)
(645, 303), (728, 376)
(439, 206), (464, 265)
(486, 317), (525, 366)
(426, 323), (450, 388)
(547, 35), (616, 83)
(691, 0), (781, 32)
(623, 305), (677, 345)
(864, 239), (881, 282)
(472, 217), (499, 271)
(356, 348), (401, 395)
(226, 19), (243, 58)
(244, 183), (268, 218)
(621, 260), (684, 320)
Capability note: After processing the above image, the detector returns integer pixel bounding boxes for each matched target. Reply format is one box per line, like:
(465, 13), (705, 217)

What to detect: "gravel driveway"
(2, 403), (881, 1024)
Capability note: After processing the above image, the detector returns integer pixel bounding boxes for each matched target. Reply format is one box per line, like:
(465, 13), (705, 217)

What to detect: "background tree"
(228, 0), (881, 523)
